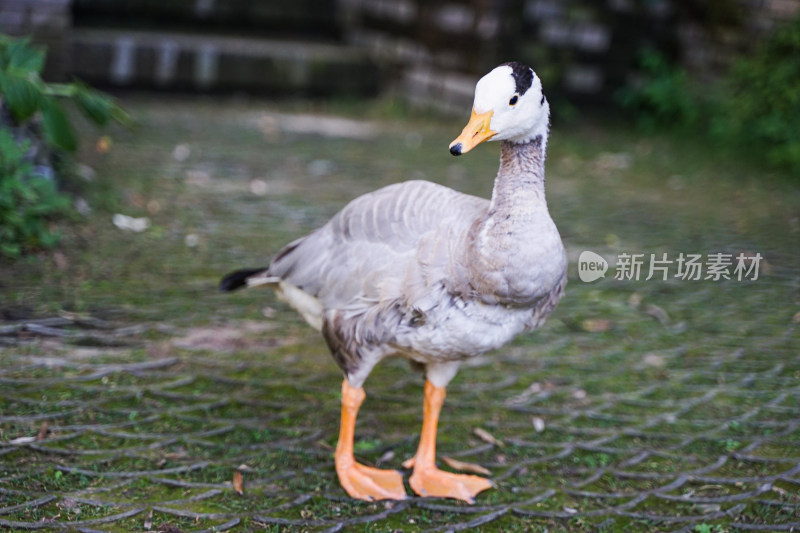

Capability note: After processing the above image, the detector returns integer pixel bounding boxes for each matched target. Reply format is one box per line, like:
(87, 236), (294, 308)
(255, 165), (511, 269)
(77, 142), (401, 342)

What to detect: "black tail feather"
(219, 268), (267, 292)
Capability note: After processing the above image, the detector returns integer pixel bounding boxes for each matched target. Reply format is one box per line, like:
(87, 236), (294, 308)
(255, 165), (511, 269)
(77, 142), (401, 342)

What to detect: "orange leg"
(404, 381), (493, 503)
(335, 380), (406, 501)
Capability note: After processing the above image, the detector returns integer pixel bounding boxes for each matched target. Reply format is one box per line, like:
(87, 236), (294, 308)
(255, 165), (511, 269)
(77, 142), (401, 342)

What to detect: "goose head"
(450, 62), (550, 156)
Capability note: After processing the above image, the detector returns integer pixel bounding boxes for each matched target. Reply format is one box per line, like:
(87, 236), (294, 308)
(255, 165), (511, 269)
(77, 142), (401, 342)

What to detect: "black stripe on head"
(502, 61), (534, 96)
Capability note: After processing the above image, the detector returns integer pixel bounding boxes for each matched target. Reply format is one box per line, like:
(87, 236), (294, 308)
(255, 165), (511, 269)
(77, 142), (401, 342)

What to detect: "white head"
(450, 62), (550, 156)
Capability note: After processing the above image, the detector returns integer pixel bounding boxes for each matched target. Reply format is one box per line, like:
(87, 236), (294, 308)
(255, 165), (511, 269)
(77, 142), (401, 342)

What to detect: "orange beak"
(449, 109), (496, 156)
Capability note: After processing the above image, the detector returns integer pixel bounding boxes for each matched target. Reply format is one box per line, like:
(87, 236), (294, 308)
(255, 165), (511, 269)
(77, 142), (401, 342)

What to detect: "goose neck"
(489, 137), (547, 214)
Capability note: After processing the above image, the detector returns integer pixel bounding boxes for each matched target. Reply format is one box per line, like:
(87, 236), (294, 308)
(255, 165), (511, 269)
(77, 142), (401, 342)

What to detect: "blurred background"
(3, 0), (797, 109)
(1, 0), (799, 269)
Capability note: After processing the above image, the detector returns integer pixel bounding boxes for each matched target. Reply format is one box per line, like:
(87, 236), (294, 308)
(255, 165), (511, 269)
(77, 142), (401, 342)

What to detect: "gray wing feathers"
(267, 180), (487, 309)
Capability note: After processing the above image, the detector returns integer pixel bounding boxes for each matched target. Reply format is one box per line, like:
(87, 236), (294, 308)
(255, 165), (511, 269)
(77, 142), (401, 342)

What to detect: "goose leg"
(335, 379), (406, 501)
(405, 381), (493, 503)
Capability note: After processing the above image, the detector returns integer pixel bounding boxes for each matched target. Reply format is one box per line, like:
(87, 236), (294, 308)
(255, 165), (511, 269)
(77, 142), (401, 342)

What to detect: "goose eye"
(509, 95), (519, 106)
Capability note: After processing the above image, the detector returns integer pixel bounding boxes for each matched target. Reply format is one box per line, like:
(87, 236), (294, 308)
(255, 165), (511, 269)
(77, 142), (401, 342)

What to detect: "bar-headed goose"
(221, 62), (567, 503)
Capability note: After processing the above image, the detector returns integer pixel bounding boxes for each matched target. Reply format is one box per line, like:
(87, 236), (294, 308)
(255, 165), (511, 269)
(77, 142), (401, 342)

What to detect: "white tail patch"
(275, 281), (324, 331)
(245, 274), (280, 288)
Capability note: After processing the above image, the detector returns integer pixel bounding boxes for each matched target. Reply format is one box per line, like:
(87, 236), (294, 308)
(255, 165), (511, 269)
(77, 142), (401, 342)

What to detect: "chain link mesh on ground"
(1, 306), (798, 532)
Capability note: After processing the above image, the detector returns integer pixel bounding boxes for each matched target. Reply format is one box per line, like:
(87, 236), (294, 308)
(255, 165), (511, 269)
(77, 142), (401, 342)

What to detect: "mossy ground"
(0, 96), (798, 531)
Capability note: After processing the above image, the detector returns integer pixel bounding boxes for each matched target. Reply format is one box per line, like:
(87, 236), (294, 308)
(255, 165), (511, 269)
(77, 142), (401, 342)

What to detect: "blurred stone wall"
(1, 0), (379, 96)
(0, 0), (71, 79)
(677, 0), (800, 82)
(70, 0), (342, 40)
(341, 0), (677, 110)
(2, 0), (798, 104)
(64, 0), (379, 95)
(342, 0), (800, 110)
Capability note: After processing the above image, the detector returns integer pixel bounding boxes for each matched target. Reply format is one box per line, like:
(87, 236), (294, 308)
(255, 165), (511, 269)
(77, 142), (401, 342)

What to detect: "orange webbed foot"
(407, 464), (493, 503)
(336, 461), (407, 501)
(404, 381), (494, 503)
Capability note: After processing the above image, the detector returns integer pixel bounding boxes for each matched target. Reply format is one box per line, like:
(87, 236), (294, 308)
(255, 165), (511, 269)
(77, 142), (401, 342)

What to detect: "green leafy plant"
(710, 17), (800, 171)
(617, 18), (800, 176)
(0, 129), (69, 258)
(615, 48), (700, 131)
(0, 34), (128, 151)
(695, 523), (725, 533)
(0, 34), (129, 258)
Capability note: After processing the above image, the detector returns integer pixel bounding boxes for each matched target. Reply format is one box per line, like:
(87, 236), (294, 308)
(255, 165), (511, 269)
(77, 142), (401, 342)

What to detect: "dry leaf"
(36, 422), (48, 441)
(581, 318), (612, 332)
(772, 486), (788, 496)
(233, 470), (244, 495)
(628, 292), (642, 309)
(144, 509), (153, 530)
(792, 311), (800, 324)
(163, 450), (188, 461)
(504, 382), (544, 406)
(315, 439), (334, 451)
(645, 304), (669, 326)
(376, 449), (395, 466)
(441, 455), (491, 476)
(95, 135), (112, 153)
(472, 427), (504, 448)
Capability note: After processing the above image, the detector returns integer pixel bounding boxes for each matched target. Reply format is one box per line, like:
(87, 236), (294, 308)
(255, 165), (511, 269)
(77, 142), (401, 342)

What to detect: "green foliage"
(617, 18), (800, 176)
(710, 17), (800, 171)
(695, 524), (725, 533)
(0, 34), (129, 152)
(616, 48), (699, 131)
(0, 130), (70, 258)
(0, 34), (130, 258)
